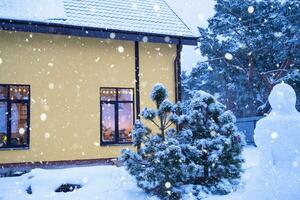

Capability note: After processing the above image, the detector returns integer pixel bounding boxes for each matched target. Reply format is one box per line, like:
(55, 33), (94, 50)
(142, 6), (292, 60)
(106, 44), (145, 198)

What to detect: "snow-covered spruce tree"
(120, 83), (185, 199)
(180, 91), (245, 194)
(183, 0), (300, 117)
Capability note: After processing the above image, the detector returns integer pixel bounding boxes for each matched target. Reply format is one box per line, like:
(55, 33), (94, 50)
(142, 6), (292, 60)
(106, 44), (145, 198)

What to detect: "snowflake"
(110, 32), (116, 39)
(44, 132), (50, 139)
(210, 130), (216, 137)
(48, 83), (54, 90)
(40, 113), (47, 121)
(0, 58), (3, 65)
(164, 36), (170, 43)
(95, 57), (100, 62)
(142, 36), (148, 43)
(225, 53), (233, 60)
(19, 128), (25, 135)
(271, 132), (278, 139)
(248, 6), (255, 14)
(165, 182), (171, 189)
(117, 46), (124, 53)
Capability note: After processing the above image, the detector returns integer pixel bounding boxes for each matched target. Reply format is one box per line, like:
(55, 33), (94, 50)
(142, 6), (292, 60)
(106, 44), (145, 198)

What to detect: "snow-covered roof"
(0, 0), (195, 38)
(0, 0), (66, 21)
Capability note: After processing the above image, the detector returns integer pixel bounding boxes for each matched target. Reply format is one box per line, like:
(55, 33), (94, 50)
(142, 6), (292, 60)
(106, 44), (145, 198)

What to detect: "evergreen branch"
(150, 119), (160, 129)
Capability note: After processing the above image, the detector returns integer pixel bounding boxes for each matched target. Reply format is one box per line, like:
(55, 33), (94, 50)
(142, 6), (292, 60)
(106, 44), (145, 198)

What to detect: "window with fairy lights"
(100, 87), (134, 145)
(0, 84), (30, 149)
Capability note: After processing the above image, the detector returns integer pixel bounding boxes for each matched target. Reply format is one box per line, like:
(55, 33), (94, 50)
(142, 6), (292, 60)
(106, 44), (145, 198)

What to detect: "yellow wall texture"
(0, 30), (176, 164)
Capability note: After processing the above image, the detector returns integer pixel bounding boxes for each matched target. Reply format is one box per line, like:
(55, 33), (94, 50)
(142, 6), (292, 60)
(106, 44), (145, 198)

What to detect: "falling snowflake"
(44, 132), (50, 139)
(210, 130), (216, 137)
(142, 36), (148, 43)
(164, 36), (170, 43)
(95, 57), (100, 62)
(48, 62), (54, 67)
(248, 6), (255, 14)
(117, 46), (124, 53)
(165, 182), (171, 189)
(93, 142), (100, 146)
(271, 132), (278, 139)
(225, 53), (233, 60)
(0, 58), (3, 65)
(48, 83), (54, 90)
(19, 128), (25, 135)
(110, 33), (116, 39)
(40, 113), (47, 121)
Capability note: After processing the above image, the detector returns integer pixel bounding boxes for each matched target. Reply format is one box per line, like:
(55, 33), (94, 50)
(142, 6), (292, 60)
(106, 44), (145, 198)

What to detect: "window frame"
(100, 87), (135, 146)
(0, 84), (30, 150)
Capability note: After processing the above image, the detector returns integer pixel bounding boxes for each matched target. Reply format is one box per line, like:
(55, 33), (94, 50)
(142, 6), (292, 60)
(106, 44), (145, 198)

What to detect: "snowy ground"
(0, 147), (260, 200)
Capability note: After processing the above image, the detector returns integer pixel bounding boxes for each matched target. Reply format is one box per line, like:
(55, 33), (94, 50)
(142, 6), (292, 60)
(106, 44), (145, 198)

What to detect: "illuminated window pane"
(102, 103), (115, 142)
(100, 88), (116, 101)
(10, 86), (29, 100)
(0, 86), (7, 100)
(118, 89), (134, 101)
(11, 103), (28, 146)
(118, 103), (133, 143)
(0, 102), (7, 147)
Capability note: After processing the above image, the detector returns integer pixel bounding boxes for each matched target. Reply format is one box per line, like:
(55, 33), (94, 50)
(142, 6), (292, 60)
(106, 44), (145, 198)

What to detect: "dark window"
(100, 88), (134, 145)
(0, 84), (30, 149)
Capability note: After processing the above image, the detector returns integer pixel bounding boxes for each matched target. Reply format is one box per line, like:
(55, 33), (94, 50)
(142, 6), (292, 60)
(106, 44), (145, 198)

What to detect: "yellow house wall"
(0, 31), (176, 164)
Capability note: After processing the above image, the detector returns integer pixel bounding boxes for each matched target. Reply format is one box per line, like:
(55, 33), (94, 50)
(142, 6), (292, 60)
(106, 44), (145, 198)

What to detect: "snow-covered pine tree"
(120, 83), (184, 199)
(183, 0), (300, 117)
(180, 91), (245, 194)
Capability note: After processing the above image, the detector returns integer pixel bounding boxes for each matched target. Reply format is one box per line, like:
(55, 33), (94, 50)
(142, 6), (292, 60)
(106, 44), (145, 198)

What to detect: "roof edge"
(0, 18), (198, 46)
(161, 0), (194, 36)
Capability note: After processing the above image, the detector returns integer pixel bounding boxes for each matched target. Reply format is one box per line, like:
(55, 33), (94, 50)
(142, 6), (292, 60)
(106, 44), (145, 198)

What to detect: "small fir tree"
(121, 83), (183, 199)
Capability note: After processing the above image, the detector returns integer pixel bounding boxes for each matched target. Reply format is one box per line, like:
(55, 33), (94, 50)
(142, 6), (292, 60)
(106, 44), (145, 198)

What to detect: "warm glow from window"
(0, 85), (30, 148)
(100, 88), (134, 145)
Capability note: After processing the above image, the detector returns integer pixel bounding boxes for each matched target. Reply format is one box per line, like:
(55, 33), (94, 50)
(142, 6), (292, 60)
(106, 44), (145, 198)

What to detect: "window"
(100, 88), (134, 145)
(0, 84), (30, 149)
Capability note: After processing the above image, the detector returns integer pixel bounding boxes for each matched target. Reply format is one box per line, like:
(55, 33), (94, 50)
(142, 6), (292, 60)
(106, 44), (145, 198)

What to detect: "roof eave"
(0, 19), (198, 46)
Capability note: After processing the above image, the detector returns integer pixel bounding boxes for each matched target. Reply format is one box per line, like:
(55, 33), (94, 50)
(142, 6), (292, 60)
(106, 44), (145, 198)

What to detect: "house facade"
(0, 0), (197, 165)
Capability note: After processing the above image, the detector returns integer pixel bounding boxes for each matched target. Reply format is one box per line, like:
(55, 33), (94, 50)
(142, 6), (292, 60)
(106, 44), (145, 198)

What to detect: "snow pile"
(0, 146), (295, 200)
(254, 83), (300, 199)
(0, 166), (158, 200)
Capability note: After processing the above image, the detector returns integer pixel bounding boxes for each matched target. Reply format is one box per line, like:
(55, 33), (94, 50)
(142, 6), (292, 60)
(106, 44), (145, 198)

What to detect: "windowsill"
(0, 147), (29, 151)
(100, 143), (133, 147)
